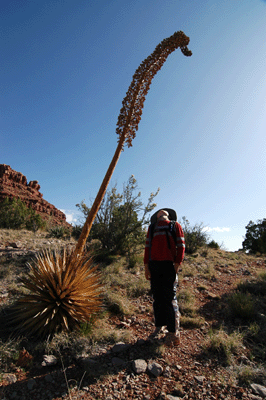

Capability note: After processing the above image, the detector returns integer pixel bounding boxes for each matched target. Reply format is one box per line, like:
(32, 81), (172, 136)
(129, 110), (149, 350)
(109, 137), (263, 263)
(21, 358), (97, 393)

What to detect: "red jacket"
(144, 220), (185, 264)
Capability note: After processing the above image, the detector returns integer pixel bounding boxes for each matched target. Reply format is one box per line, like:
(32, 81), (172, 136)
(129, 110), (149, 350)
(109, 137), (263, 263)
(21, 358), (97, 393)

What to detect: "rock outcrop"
(0, 164), (68, 226)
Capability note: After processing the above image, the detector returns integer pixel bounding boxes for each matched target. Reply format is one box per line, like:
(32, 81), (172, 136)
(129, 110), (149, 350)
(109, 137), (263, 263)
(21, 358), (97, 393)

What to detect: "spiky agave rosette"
(13, 249), (102, 336)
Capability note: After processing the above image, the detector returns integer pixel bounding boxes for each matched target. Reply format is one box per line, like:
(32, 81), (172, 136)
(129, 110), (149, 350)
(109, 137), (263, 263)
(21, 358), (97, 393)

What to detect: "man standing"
(144, 209), (185, 345)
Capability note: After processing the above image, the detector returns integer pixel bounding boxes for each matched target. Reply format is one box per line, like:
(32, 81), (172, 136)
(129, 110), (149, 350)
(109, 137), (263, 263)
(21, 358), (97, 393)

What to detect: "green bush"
(207, 240), (220, 249)
(48, 226), (71, 239)
(76, 175), (159, 257)
(0, 197), (45, 231)
(71, 224), (82, 240)
(180, 217), (209, 254)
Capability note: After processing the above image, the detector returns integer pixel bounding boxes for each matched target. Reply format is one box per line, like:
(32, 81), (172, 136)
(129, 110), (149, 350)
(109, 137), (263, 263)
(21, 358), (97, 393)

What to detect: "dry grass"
(204, 328), (244, 365)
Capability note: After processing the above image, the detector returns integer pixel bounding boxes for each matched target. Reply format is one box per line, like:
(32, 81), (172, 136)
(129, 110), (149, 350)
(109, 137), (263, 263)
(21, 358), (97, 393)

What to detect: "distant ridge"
(0, 164), (69, 226)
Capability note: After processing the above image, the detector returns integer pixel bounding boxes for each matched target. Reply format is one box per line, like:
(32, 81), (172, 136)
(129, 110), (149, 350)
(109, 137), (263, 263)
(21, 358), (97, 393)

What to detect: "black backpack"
(149, 208), (177, 260)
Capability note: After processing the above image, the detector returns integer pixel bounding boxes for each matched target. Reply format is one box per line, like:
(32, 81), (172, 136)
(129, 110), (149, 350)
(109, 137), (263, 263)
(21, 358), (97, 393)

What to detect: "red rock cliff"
(0, 164), (69, 226)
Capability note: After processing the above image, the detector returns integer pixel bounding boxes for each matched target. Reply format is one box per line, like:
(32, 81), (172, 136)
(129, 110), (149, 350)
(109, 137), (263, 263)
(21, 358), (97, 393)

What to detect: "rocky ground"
(1, 229), (266, 400)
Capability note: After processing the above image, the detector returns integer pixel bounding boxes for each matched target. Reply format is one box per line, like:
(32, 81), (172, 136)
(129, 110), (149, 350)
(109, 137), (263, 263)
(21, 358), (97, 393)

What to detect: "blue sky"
(1, 0), (265, 251)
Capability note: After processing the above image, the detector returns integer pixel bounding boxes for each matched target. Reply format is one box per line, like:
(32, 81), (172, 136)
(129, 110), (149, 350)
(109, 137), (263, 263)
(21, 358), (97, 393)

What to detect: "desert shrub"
(104, 291), (132, 316)
(236, 364), (266, 386)
(126, 274), (150, 298)
(76, 176), (159, 257)
(233, 275), (266, 361)
(206, 328), (244, 365)
(227, 291), (255, 320)
(180, 217), (209, 254)
(0, 197), (45, 231)
(0, 338), (21, 372)
(71, 224), (82, 240)
(179, 262), (198, 278)
(202, 263), (217, 280)
(208, 240), (220, 249)
(48, 225), (71, 239)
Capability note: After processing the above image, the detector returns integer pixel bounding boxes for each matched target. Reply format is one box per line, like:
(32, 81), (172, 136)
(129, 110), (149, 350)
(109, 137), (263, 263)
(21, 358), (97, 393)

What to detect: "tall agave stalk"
(74, 30), (192, 257)
(14, 31), (191, 336)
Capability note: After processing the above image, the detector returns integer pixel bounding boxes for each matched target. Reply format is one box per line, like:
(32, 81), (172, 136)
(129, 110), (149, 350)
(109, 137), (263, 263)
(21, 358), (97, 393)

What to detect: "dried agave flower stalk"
(14, 31), (191, 336)
(13, 250), (102, 336)
(74, 30), (192, 257)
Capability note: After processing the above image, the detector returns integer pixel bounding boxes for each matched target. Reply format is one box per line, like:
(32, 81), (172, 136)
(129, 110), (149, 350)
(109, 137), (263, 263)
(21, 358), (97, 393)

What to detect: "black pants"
(149, 260), (179, 333)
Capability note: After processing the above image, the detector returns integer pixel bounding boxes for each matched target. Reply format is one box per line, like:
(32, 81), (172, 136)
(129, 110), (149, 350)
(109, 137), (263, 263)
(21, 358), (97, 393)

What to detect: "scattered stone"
(8, 241), (22, 248)
(238, 355), (255, 366)
(163, 366), (172, 377)
(76, 356), (99, 368)
(112, 342), (130, 353)
(45, 374), (54, 382)
(206, 291), (219, 299)
(166, 395), (182, 400)
(27, 378), (37, 390)
(3, 373), (17, 384)
(132, 359), (147, 374)
(172, 385), (186, 397)
(42, 354), (58, 367)
(119, 321), (130, 328)
(194, 375), (205, 384)
(251, 383), (266, 398)
(147, 361), (163, 377)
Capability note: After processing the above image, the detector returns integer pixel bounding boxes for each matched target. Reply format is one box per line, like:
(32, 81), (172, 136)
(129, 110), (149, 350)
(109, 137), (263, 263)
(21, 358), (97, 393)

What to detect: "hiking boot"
(165, 332), (180, 346)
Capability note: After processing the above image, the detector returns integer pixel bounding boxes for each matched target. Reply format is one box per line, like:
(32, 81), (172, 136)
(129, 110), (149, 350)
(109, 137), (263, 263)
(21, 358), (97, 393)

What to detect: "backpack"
(149, 208), (177, 260)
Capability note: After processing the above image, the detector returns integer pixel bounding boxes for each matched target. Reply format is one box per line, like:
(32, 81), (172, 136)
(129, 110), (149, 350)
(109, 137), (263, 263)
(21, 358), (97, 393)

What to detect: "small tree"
(242, 219), (266, 254)
(76, 175), (159, 256)
(180, 216), (209, 254)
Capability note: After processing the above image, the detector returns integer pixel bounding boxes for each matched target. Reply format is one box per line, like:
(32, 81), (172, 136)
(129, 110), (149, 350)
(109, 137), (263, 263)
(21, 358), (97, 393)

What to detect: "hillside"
(1, 229), (266, 400)
(0, 164), (69, 227)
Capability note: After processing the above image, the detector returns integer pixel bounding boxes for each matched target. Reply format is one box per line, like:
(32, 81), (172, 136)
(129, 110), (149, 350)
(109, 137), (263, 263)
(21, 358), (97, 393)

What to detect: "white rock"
(251, 383), (266, 398)
(42, 354), (57, 367)
(132, 359), (147, 374)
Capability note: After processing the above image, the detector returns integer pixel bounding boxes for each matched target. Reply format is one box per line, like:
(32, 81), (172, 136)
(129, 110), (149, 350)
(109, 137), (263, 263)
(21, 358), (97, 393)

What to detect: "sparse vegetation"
(205, 328), (244, 365)
(1, 228), (266, 398)
(227, 291), (255, 320)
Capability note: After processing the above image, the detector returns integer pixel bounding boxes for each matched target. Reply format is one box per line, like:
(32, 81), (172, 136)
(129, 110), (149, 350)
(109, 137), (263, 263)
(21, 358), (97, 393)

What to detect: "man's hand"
(145, 264), (151, 280)
(174, 263), (180, 273)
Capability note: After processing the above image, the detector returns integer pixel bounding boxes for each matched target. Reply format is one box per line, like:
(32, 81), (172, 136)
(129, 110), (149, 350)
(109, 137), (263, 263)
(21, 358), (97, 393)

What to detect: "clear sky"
(1, 0), (266, 251)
